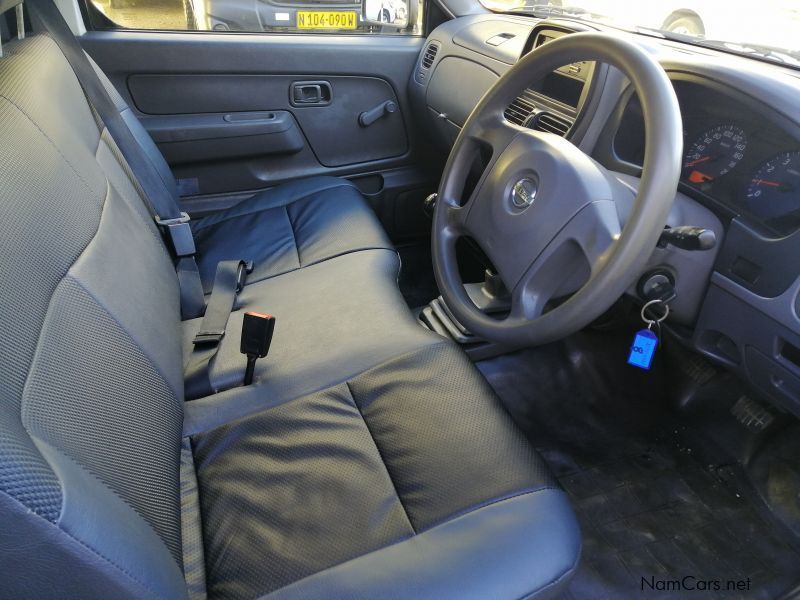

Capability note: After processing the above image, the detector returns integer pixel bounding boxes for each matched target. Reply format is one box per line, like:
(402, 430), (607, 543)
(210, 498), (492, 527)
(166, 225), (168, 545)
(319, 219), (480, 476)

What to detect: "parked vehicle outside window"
(87, 0), (422, 34)
(481, 0), (800, 67)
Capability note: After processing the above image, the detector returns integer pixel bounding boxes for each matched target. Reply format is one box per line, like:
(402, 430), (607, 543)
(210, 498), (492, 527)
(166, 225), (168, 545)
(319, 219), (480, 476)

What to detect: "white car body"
(365, 0), (409, 23)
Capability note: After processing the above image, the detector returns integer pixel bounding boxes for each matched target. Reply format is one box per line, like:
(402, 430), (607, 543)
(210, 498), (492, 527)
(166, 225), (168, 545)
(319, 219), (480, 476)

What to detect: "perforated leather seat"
(0, 33), (581, 599)
(191, 176), (392, 291)
(181, 249), (446, 426)
(191, 342), (579, 599)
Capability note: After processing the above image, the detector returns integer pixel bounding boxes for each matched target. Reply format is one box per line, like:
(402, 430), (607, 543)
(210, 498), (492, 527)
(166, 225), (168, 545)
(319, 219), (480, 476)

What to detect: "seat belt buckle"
(155, 212), (196, 258)
(241, 312), (275, 358)
(241, 312), (276, 386)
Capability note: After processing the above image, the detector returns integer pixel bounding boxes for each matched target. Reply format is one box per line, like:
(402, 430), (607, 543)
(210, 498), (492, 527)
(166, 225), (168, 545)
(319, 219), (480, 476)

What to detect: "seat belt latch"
(155, 212), (196, 258)
(241, 312), (275, 386)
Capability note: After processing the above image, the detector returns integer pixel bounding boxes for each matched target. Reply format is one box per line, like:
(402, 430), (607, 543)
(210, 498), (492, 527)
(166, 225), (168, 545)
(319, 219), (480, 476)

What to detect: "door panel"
(129, 74), (408, 167)
(143, 110), (305, 163)
(82, 31), (440, 239)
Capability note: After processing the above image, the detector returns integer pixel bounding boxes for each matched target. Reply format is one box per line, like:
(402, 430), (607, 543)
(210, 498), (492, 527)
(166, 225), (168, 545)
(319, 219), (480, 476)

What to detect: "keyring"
(641, 299), (669, 327)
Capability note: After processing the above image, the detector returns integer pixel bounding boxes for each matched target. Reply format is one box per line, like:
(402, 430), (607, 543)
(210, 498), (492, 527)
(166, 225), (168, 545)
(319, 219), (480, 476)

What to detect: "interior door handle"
(290, 81), (332, 106)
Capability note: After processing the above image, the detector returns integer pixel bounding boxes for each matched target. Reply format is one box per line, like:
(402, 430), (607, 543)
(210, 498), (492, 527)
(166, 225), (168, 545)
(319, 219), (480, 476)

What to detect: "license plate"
(297, 11), (357, 29)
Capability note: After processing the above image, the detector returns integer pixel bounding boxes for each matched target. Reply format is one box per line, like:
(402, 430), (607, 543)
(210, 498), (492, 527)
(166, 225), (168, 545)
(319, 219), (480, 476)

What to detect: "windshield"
(480, 0), (800, 67)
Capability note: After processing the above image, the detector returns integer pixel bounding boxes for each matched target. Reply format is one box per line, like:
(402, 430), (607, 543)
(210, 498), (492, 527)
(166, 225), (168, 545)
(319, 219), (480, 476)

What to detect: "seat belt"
(184, 260), (250, 400)
(27, 0), (205, 319)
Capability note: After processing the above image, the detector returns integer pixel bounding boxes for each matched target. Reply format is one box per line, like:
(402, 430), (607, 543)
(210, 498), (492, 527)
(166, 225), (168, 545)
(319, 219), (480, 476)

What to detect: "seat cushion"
(182, 249), (444, 432)
(191, 342), (581, 599)
(191, 176), (392, 291)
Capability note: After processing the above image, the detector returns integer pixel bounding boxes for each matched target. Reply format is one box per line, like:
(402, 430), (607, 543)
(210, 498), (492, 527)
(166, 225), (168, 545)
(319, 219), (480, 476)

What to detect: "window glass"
(87, 0), (423, 35)
(480, 0), (800, 68)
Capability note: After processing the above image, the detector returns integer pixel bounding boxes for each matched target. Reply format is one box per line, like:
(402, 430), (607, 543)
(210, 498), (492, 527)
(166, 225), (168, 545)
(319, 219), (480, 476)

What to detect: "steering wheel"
(432, 32), (682, 346)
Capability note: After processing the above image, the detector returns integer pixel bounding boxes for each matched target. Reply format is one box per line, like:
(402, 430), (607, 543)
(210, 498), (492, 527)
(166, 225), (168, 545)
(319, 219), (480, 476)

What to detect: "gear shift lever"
(423, 193), (438, 218)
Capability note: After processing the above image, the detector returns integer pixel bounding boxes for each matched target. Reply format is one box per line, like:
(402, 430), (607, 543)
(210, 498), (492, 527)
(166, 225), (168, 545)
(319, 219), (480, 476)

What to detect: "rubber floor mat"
(477, 331), (800, 600)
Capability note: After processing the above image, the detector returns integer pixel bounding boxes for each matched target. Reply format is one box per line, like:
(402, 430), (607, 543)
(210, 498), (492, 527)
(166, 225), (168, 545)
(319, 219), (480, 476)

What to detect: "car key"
(628, 299), (669, 371)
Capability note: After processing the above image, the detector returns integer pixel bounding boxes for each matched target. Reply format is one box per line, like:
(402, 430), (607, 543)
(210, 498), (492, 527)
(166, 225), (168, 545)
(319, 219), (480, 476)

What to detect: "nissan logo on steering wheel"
(511, 176), (538, 209)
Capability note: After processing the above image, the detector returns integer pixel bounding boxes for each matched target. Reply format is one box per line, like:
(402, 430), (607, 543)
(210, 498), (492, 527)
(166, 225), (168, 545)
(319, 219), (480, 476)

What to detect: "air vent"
(532, 112), (573, 137)
(422, 43), (439, 69)
(504, 88), (538, 126)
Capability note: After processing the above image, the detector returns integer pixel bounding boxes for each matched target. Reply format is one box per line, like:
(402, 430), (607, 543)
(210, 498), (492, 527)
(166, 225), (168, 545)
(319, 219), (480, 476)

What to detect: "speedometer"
(683, 125), (748, 185)
(745, 152), (800, 220)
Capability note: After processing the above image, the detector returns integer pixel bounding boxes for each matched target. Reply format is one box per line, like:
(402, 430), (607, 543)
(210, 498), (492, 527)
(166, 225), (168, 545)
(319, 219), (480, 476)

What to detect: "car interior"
(0, 0), (799, 597)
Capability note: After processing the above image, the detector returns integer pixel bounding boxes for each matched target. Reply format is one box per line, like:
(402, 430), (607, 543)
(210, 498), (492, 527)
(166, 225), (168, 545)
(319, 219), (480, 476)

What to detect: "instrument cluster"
(613, 79), (800, 237)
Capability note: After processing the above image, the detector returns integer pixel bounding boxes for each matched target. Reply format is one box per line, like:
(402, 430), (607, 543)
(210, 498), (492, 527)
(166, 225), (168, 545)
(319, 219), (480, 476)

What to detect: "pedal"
(731, 395), (775, 432)
(418, 305), (451, 339)
(680, 352), (717, 386)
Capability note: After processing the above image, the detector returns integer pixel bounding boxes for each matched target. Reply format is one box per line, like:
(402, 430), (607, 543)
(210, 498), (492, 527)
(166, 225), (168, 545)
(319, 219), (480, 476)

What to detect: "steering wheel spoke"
(471, 110), (523, 157)
(439, 197), (470, 235)
(510, 199), (622, 320)
(572, 200), (622, 277)
(510, 271), (550, 323)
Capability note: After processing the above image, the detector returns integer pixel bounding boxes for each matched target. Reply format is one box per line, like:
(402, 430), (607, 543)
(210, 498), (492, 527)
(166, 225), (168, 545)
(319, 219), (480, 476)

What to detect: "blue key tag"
(629, 299), (669, 370)
(628, 328), (658, 370)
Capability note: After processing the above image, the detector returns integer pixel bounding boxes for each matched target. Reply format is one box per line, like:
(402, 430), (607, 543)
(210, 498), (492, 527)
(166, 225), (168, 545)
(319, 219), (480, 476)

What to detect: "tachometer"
(746, 152), (800, 219)
(683, 125), (748, 185)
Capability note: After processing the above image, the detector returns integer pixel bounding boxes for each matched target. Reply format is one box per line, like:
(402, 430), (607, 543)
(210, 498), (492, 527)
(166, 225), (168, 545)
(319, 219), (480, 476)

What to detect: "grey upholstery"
(0, 32), (581, 600)
(191, 343), (577, 599)
(266, 491), (580, 600)
(182, 249), (446, 429)
(0, 35), (186, 597)
(191, 176), (394, 291)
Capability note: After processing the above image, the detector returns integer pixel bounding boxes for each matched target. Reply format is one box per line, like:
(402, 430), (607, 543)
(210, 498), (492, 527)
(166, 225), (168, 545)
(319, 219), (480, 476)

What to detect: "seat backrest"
(0, 34), (188, 598)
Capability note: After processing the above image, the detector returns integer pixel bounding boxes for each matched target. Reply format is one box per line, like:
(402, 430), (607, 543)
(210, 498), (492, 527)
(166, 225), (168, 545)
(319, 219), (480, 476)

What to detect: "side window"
(85, 0), (423, 34)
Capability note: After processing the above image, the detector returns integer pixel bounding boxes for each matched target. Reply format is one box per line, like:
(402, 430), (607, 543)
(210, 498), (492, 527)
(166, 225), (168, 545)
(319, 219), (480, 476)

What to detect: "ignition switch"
(638, 269), (676, 304)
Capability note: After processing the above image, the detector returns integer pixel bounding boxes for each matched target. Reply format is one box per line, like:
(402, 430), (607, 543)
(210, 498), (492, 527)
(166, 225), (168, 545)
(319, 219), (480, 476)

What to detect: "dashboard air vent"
(422, 43), (439, 69)
(504, 88), (537, 126)
(532, 112), (573, 137)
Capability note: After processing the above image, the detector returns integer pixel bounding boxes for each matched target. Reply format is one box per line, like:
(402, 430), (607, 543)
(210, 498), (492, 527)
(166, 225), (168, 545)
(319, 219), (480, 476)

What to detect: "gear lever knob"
(423, 193), (438, 218)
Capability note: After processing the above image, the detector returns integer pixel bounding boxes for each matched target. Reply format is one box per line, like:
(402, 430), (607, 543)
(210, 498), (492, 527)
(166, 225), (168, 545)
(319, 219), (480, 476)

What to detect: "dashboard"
(409, 14), (800, 418)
